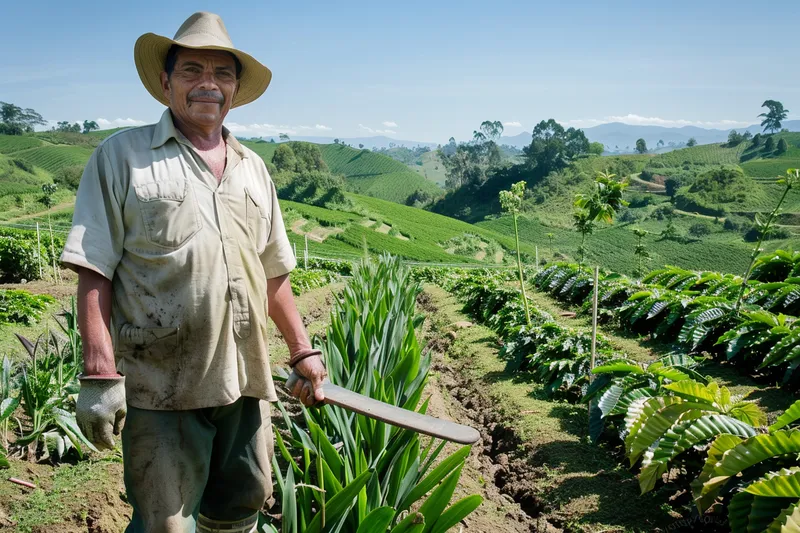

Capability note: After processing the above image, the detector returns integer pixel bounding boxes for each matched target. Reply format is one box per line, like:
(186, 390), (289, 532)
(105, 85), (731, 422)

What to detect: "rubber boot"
(196, 513), (259, 533)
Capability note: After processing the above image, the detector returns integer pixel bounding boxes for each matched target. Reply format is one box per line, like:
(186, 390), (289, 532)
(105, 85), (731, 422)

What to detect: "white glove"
(76, 375), (127, 451)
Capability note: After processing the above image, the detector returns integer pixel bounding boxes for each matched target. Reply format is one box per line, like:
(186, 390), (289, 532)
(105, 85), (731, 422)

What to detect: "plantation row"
(417, 265), (800, 532)
(533, 250), (800, 385)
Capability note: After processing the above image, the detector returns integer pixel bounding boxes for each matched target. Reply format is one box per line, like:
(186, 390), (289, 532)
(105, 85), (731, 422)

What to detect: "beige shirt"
(61, 109), (296, 410)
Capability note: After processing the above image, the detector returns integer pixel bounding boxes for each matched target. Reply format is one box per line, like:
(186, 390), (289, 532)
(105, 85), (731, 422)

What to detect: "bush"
(777, 138), (789, 154)
(0, 235), (45, 281)
(0, 289), (54, 324)
(688, 221), (712, 237)
(650, 204), (675, 221)
(627, 193), (654, 208)
(12, 159), (34, 174)
(618, 208), (641, 223)
(744, 225), (792, 242)
(665, 176), (682, 197)
(724, 214), (750, 232)
(764, 136), (775, 152)
(53, 165), (84, 191)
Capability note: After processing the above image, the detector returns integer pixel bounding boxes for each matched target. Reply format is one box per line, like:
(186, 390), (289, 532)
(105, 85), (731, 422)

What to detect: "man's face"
(161, 48), (239, 131)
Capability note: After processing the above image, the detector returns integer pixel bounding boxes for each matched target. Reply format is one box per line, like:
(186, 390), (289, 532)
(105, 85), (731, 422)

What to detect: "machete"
(284, 371), (481, 445)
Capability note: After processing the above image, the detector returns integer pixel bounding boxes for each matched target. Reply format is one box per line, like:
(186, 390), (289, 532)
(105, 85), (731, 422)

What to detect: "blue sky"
(1, 0), (798, 142)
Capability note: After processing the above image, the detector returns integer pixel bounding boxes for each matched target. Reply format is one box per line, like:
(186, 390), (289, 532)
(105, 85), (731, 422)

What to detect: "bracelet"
(289, 349), (323, 368)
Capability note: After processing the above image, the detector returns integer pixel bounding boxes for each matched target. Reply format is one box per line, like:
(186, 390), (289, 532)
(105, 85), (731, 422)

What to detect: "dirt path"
(419, 285), (678, 532)
(6, 202), (76, 224)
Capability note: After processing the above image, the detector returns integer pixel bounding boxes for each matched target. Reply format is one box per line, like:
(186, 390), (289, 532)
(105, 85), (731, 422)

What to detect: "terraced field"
(0, 135), (43, 154)
(12, 145), (94, 174)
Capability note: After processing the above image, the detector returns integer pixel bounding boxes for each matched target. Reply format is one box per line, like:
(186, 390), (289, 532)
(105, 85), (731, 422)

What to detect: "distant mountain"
(263, 135), (438, 150)
(498, 120), (800, 152)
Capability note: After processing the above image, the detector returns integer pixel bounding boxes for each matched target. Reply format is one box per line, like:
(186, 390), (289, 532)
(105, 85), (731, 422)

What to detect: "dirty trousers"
(122, 396), (274, 533)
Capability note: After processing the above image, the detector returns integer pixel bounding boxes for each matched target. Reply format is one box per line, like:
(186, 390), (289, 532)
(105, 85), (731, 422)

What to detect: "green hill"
(241, 141), (442, 204)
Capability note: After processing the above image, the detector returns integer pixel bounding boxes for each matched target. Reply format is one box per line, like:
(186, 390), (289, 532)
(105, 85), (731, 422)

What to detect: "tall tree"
(687, 138), (697, 147)
(479, 120), (504, 142)
(279, 133), (290, 141)
(82, 120), (99, 134)
(573, 171), (628, 266)
(759, 100), (789, 134)
(657, 139), (664, 148)
(522, 119), (589, 176)
(0, 102), (47, 134)
(635, 138), (648, 154)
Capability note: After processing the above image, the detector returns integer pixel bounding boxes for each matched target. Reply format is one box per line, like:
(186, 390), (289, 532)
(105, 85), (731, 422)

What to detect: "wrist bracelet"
(289, 349), (323, 368)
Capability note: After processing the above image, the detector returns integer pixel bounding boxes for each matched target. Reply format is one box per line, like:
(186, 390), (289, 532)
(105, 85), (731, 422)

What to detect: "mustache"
(187, 90), (224, 103)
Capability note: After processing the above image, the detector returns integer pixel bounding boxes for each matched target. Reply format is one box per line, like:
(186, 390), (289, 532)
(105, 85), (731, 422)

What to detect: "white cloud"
(382, 121), (398, 128)
(503, 121), (522, 128)
(359, 124), (396, 135)
(561, 114), (751, 129)
(226, 122), (333, 137)
(96, 117), (147, 129)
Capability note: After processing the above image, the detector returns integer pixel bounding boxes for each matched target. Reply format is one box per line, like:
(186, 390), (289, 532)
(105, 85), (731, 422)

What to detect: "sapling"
(499, 181), (532, 327)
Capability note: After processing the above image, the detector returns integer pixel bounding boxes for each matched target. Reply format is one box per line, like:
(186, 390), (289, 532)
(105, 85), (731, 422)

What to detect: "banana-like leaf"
(627, 402), (709, 465)
(691, 433), (745, 512)
(624, 396), (682, 452)
(765, 500), (800, 532)
(695, 429), (800, 513)
(639, 415), (757, 494)
(664, 380), (716, 404)
(770, 399), (800, 433)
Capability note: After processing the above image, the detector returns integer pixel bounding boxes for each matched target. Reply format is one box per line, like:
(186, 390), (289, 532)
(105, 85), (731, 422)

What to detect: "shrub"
(744, 225), (791, 242)
(650, 204), (675, 221)
(664, 176), (682, 197)
(12, 159), (34, 174)
(618, 208), (641, 223)
(0, 235), (44, 281)
(777, 138), (789, 154)
(0, 289), (54, 324)
(688, 221), (712, 237)
(53, 165), (84, 191)
(628, 193), (654, 208)
(764, 136), (775, 152)
(724, 214), (750, 232)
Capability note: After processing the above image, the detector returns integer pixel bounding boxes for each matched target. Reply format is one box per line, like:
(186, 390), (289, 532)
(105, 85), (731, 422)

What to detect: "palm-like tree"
(573, 172), (629, 266)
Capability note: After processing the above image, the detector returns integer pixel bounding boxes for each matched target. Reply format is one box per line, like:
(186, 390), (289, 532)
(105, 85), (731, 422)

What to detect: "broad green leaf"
(766, 500), (800, 532)
(696, 430), (800, 513)
(691, 433), (744, 511)
(664, 380), (716, 404)
(390, 512), (425, 533)
(0, 397), (18, 421)
(770, 399), (800, 433)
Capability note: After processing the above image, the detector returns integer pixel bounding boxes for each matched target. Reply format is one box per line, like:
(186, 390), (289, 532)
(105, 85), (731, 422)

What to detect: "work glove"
(76, 375), (127, 451)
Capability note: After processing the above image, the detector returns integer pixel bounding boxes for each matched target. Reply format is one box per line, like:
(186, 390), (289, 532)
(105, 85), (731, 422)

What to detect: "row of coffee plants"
(0, 226), (64, 282)
(264, 255), (482, 533)
(534, 251), (800, 386)
(426, 267), (800, 531)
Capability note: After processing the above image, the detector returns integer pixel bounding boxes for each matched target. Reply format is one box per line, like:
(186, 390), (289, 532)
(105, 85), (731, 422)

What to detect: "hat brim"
(134, 32), (272, 109)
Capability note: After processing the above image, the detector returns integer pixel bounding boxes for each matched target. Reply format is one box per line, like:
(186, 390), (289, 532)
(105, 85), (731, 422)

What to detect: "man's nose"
(196, 70), (220, 91)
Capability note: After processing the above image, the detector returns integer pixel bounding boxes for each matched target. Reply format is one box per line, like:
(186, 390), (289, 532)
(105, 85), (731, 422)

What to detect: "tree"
(751, 133), (762, 147)
(589, 142), (604, 156)
(573, 171), (628, 266)
(687, 138), (697, 147)
(665, 176), (683, 198)
(279, 133), (290, 142)
(632, 227), (650, 277)
(479, 120), (504, 142)
(292, 143), (327, 173)
(55, 121), (80, 133)
(657, 139), (664, 148)
(759, 100), (789, 134)
(272, 143), (297, 172)
(635, 138), (648, 154)
(333, 139), (339, 144)
(727, 130), (744, 146)
(764, 136), (775, 152)
(742, 131), (753, 141)
(358, 143), (364, 149)
(82, 120), (99, 134)
(546, 232), (554, 252)
(777, 138), (789, 154)
(522, 119), (590, 175)
(689, 222), (712, 238)
(0, 102), (47, 134)
(499, 181), (532, 327)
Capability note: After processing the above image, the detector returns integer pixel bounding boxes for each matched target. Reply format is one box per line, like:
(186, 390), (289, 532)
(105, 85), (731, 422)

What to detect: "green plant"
(573, 171), (628, 266)
(735, 169), (799, 311)
(499, 181), (532, 327)
(632, 228), (649, 277)
(269, 256), (482, 531)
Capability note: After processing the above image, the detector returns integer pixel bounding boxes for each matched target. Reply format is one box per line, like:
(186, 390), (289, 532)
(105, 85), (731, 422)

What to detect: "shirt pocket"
(245, 188), (271, 255)
(133, 176), (202, 250)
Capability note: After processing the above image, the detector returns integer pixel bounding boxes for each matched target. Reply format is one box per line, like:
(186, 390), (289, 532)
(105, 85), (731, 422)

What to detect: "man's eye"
(217, 71), (234, 80)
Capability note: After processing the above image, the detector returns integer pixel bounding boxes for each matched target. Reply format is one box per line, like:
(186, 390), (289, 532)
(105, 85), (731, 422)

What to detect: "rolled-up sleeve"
(260, 177), (296, 279)
(60, 145), (124, 280)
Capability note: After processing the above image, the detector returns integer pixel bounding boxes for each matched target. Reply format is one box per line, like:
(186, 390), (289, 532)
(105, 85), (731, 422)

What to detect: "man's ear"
(160, 71), (170, 101)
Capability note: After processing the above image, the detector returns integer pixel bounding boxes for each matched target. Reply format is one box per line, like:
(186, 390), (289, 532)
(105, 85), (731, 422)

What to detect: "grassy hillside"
(242, 141), (442, 204)
(409, 150), (447, 186)
(0, 135), (44, 154)
(13, 145), (94, 174)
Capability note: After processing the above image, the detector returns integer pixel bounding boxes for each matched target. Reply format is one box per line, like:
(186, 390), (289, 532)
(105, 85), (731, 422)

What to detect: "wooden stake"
(304, 235), (308, 270)
(535, 246), (539, 269)
(36, 222), (42, 279)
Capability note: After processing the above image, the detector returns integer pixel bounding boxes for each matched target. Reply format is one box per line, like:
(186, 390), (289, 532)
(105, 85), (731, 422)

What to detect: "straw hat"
(134, 12), (272, 108)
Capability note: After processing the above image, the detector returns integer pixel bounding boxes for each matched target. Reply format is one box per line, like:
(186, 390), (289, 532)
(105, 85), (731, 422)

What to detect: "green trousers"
(122, 396), (274, 533)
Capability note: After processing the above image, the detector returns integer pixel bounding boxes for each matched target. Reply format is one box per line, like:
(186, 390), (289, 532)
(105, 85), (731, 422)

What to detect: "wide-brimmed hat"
(134, 12), (272, 108)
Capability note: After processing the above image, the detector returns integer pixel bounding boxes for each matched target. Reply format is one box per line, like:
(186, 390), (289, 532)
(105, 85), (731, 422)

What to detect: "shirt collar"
(150, 109), (246, 159)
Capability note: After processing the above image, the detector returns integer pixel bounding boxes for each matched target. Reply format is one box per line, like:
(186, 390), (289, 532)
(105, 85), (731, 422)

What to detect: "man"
(61, 12), (327, 533)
